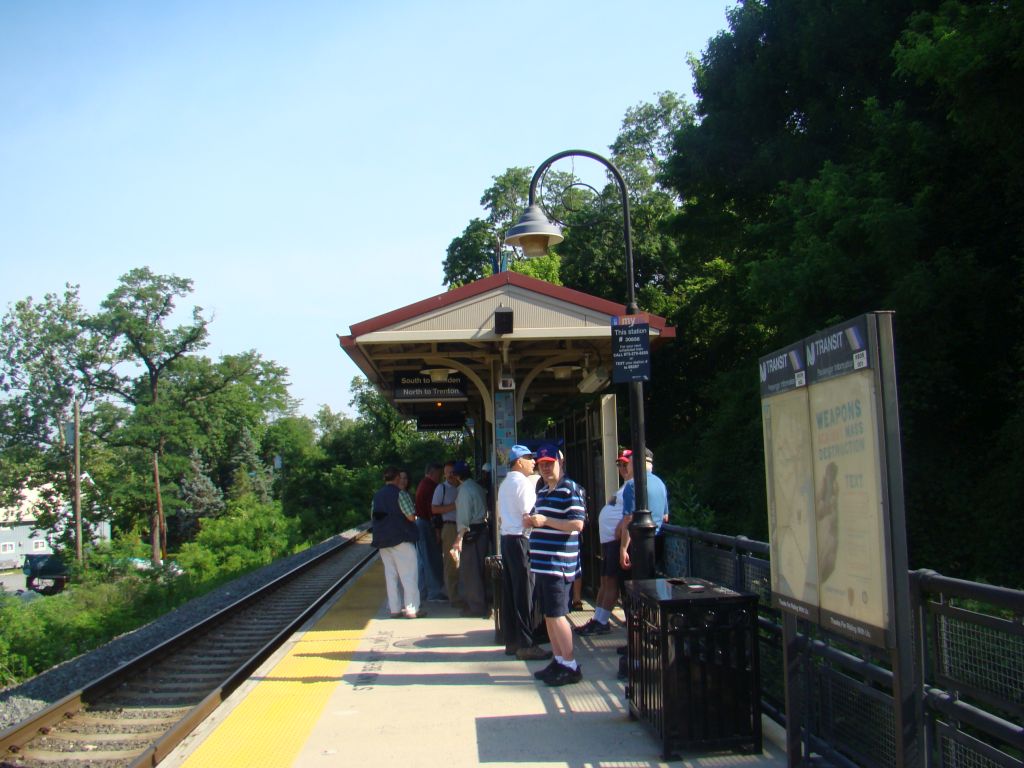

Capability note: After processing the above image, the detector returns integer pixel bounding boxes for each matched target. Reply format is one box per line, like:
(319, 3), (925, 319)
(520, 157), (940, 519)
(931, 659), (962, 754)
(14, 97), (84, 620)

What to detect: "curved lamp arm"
(520, 149), (638, 316)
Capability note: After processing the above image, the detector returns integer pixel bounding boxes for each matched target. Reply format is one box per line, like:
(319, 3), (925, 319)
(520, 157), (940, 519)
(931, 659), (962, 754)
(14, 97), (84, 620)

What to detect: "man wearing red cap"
(575, 450), (632, 636)
(523, 443), (587, 686)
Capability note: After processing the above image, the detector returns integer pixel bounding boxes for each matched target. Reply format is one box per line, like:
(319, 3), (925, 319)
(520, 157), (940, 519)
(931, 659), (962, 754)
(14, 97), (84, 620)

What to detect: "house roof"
(0, 486), (46, 525)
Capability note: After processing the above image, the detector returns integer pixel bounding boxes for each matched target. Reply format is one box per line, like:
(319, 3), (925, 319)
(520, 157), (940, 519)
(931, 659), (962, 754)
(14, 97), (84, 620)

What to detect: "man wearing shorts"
(575, 451), (632, 635)
(523, 443), (587, 686)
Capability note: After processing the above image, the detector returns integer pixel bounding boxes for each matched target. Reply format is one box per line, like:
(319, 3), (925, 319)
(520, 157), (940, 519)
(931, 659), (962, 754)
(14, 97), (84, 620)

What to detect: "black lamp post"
(505, 149), (656, 579)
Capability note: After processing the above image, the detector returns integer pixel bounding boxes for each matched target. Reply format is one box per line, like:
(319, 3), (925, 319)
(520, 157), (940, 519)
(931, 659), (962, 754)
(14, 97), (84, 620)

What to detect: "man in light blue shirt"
(619, 448), (669, 571)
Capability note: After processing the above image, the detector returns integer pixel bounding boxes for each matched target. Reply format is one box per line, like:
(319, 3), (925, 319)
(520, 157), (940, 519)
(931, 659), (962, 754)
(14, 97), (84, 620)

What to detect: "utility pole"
(73, 397), (82, 563)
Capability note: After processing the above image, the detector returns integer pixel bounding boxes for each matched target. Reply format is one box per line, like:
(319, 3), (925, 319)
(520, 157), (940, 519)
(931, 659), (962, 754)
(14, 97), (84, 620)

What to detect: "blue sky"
(1, 1), (733, 417)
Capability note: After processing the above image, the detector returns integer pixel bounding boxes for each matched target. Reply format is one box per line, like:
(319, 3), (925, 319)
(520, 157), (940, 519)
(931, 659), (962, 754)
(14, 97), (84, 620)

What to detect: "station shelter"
(337, 270), (674, 595)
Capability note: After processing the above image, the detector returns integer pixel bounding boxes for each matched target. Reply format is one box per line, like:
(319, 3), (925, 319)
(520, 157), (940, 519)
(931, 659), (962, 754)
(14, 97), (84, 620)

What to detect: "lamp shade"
(505, 204), (564, 258)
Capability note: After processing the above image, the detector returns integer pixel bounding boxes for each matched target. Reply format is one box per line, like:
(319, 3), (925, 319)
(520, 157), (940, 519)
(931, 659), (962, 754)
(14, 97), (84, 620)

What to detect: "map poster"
(762, 386), (819, 620)
(808, 369), (890, 647)
(492, 390), (517, 482)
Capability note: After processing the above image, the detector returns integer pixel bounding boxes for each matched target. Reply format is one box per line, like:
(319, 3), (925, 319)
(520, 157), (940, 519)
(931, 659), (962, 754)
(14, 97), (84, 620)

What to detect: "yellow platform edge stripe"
(179, 559), (383, 768)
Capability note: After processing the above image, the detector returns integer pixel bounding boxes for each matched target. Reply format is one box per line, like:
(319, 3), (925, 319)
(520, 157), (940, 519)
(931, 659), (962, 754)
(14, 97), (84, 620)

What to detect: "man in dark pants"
(414, 463), (446, 602)
(498, 445), (551, 660)
(450, 461), (489, 618)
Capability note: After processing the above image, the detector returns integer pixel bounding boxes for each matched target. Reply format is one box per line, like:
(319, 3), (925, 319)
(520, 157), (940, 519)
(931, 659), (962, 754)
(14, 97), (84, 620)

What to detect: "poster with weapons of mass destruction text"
(761, 315), (893, 647)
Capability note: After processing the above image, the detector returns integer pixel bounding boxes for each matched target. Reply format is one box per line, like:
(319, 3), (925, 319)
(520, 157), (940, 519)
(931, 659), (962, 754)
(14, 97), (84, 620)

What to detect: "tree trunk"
(152, 451), (165, 565)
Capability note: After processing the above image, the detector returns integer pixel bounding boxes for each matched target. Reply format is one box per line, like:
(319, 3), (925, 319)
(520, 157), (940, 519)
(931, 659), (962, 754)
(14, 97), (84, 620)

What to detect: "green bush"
(0, 497), (307, 688)
(663, 473), (717, 532)
(177, 494), (300, 582)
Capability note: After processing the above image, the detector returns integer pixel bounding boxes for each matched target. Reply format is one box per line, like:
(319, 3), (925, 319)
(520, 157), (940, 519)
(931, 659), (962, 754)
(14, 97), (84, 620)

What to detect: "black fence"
(661, 525), (1024, 767)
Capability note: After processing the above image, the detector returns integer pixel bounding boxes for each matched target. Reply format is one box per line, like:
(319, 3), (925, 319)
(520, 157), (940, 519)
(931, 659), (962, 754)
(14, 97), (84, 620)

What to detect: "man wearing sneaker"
(576, 452), (632, 637)
(524, 443), (587, 686)
(371, 466), (421, 620)
(497, 445), (549, 659)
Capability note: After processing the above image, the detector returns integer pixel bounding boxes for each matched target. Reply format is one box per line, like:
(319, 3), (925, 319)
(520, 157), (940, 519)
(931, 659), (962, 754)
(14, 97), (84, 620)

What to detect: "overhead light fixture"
(421, 367), (456, 383)
(549, 365), (580, 381)
(505, 204), (564, 258)
(577, 367), (610, 394)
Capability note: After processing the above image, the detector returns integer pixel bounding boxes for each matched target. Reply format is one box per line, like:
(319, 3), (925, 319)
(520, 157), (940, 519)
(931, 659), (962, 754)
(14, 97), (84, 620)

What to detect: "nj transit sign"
(760, 314), (895, 647)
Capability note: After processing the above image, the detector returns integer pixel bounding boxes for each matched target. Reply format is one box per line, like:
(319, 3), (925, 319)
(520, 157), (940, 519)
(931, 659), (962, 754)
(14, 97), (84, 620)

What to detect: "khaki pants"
(441, 522), (461, 605)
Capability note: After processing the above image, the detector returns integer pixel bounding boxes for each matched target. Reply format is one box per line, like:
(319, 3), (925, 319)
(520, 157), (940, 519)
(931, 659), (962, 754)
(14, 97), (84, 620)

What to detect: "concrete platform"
(164, 558), (787, 767)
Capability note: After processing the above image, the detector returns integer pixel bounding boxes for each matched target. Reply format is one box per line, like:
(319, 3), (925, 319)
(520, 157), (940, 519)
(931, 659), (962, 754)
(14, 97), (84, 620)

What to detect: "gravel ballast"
(0, 532), (361, 732)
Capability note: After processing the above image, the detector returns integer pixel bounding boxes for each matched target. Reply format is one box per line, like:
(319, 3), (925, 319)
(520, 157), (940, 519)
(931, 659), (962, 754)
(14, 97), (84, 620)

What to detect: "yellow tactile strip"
(178, 559), (383, 768)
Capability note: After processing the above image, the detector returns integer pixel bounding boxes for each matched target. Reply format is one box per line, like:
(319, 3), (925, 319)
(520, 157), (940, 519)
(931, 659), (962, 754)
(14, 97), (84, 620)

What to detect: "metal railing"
(661, 525), (1024, 767)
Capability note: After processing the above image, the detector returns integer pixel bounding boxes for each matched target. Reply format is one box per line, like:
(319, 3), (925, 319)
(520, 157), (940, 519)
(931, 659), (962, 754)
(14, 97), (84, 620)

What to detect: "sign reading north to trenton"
(393, 372), (467, 402)
(611, 314), (651, 384)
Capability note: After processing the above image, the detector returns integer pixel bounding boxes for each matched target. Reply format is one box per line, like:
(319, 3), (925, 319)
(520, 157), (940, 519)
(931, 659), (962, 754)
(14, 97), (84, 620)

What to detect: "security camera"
(577, 367), (610, 394)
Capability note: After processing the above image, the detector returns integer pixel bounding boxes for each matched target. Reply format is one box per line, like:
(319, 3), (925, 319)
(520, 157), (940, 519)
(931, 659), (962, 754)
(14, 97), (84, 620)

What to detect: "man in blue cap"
(498, 445), (551, 659)
(524, 442), (587, 685)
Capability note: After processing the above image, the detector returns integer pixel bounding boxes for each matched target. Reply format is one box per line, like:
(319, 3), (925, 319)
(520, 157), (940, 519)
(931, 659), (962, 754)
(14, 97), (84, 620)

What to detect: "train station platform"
(163, 557), (787, 768)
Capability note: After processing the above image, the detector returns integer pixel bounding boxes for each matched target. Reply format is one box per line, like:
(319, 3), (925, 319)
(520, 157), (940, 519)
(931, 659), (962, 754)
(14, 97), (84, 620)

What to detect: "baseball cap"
(617, 447), (654, 463)
(452, 460), (470, 477)
(481, 462), (492, 472)
(535, 443), (559, 463)
(507, 445), (533, 464)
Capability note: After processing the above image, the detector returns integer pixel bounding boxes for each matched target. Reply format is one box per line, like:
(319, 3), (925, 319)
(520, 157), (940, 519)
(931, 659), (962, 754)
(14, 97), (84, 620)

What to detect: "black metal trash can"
(485, 554), (504, 645)
(624, 577), (761, 759)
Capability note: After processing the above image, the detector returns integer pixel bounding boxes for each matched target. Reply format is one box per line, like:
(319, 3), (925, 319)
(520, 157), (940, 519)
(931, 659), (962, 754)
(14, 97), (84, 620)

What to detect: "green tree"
(444, 168), (534, 287)
(443, 218), (497, 288)
(660, 0), (1024, 584)
(175, 449), (224, 544)
(89, 268), (210, 563)
(347, 377), (416, 466)
(558, 93), (691, 314)
(228, 426), (271, 502)
(444, 164), (599, 288)
(0, 286), (118, 549)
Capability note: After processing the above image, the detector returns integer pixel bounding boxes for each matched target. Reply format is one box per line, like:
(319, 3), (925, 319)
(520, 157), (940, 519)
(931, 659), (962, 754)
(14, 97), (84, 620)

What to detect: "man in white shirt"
(498, 445), (551, 660)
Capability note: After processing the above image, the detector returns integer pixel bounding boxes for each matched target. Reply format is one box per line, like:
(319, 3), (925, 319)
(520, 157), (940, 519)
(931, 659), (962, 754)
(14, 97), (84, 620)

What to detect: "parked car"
(22, 553), (70, 595)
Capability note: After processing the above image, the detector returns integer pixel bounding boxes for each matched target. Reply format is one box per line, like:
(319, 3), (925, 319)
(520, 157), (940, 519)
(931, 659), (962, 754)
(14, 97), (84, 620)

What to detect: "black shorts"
(536, 573), (573, 618)
(601, 540), (623, 578)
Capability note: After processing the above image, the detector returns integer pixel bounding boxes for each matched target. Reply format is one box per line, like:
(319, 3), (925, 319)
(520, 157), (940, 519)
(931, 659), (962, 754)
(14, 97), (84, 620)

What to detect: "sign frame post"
(759, 312), (920, 767)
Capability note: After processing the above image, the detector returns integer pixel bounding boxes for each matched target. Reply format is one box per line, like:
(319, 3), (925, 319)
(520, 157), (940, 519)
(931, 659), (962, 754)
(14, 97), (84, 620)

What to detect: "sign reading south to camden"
(611, 315), (651, 384)
(805, 315), (871, 384)
(759, 341), (807, 398)
(393, 372), (467, 401)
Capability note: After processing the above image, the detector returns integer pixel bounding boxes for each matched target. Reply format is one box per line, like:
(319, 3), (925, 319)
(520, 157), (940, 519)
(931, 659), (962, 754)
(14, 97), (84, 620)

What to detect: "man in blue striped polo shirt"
(523, 443), (587, 686)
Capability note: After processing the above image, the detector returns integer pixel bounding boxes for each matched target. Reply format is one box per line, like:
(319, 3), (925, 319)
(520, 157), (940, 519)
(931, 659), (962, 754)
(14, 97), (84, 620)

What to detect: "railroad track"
(0, 531), (377, 768)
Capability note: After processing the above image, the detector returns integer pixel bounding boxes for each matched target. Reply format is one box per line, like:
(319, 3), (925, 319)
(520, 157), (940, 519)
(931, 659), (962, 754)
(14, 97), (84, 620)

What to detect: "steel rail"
(1, 527), (375, 766)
